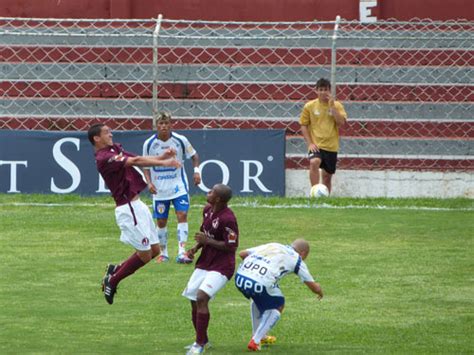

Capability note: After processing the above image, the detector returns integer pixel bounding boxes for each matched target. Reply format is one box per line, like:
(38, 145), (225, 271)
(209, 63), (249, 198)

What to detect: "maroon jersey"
(95, 143), (147, 206)
(195, 204), (239, 279)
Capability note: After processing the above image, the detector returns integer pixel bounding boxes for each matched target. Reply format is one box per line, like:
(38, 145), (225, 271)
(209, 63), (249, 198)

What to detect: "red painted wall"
(126, 0), (358, 21)
(1, 0), (110, 18)
(379, 0), (472, 21)
(0, 0), (472, 21)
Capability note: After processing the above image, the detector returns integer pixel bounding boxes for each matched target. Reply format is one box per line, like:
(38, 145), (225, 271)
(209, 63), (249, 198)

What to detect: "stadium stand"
(1, 18), (473, 193)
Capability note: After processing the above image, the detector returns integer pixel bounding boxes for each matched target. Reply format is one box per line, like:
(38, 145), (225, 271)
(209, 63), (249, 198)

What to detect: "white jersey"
(237, 243), (315, 287)
(142, 132), (197, 200)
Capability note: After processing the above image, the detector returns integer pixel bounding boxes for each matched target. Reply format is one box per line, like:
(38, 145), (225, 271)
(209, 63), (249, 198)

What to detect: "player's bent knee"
(151, 244), (161, 258)
(196, 291), (210, 302)
(176, 211), (188, 222)
(196, 298), (210, 311)
(136, 250), (152, 264)
(157, 219), (168, 228)
(309, 158), (321, 170)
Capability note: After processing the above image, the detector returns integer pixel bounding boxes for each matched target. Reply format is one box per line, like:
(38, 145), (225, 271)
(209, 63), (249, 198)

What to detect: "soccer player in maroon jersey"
(182, 184), (239, 354)
(88, 123), (180, 305)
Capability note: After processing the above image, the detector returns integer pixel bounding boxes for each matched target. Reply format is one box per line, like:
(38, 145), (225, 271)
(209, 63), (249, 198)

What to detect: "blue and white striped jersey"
(142, 132), (197, 200)
(237, 243), (315, 287)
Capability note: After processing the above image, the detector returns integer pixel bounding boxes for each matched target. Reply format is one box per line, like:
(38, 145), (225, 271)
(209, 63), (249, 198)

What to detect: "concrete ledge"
(286, 169), (474, 198)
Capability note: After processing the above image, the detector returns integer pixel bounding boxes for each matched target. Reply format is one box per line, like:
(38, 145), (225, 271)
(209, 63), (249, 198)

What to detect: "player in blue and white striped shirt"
(143, 112), (201, 264)
(235, 239), (324, 351)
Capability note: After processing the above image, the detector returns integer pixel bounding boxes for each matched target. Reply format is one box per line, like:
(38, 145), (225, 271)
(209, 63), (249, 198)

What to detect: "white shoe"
(184, 342), (211, 350)
(186, 343), (204, 354)
(176, 252), (193, 264)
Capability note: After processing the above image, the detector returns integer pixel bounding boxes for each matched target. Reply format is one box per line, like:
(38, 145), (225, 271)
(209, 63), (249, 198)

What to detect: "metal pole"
(330, 15), (341, 99)
(152, 14), (163, 130)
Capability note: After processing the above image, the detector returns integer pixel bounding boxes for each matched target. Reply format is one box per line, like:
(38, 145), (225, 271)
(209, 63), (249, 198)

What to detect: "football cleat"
(261, 335), (277, 345)
(101, 264), (117, 291)
(176, 252), (193, 264)
(184, 342), (212, 350)
(156, 255), (169, 264)
(103, 275), (117, 305)
(185, 343), (204, 354)
(247, 339), (261, 352)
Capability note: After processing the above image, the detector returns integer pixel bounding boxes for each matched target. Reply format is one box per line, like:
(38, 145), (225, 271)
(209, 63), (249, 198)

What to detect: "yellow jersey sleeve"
(299, 102), (312, 126)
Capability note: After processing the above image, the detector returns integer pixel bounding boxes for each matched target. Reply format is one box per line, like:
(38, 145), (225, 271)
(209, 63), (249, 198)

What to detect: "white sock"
(250, 301), (262, 336)
(253, 309), (281, 344)
(158, 227), (168, 257)
(177, 222), (188, 254)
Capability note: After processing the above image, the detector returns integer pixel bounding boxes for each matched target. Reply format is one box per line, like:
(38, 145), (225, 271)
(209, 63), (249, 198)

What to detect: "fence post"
(331, 15), (341, 99)
(152, 14), (163, 130)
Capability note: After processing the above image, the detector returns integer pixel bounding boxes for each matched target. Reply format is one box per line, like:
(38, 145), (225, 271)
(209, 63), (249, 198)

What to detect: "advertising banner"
(0, 129), (285, 196)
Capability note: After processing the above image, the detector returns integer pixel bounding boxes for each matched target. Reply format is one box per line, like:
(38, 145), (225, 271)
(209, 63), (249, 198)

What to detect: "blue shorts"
(153, 194), (190, 219)
(235, 273), (285, 313)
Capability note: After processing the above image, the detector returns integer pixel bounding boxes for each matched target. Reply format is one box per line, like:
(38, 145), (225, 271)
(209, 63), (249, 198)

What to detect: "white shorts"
(182, 268), (229, 300)
(115, 199), (158, 251)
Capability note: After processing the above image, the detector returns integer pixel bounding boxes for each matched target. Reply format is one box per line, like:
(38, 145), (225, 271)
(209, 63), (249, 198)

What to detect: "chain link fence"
(0, 18), (156, 130)
(1, 17), (473, 171)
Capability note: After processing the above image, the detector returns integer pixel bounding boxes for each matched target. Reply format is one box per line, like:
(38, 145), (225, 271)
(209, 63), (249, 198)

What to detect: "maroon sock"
(114, 263), (123, 273)
(196, 312), (210, 346)
(192, 307), (197, 331)
(109, 253), (145, 288)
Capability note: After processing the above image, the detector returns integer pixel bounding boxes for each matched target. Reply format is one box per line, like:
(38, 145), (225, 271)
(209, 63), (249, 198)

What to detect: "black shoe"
(103, 275), (117, 305)
(101, 264), (117, 291)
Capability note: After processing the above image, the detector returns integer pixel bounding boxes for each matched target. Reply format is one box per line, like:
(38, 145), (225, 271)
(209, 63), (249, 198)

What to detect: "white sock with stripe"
(177, 222), (188, 254)
(250, 301), (262, 336)
(252, 309), (281, 344)
(158, 227), (168, 257)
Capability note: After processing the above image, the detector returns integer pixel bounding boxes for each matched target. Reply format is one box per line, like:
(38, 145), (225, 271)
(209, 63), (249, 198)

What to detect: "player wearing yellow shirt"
(299, 78), (347, 193)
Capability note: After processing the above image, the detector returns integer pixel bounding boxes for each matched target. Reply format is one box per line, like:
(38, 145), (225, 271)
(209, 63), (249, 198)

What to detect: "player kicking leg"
(101, 199), (160, 304)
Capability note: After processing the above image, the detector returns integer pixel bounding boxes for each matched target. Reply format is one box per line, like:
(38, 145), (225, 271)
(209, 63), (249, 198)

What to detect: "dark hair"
(215, 184), (233, 204)
(87, 123), (105, 145)
(316, 78), (331, 89)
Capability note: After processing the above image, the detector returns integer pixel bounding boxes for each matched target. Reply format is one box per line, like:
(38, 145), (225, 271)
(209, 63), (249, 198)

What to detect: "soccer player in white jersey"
(143, 112), (201, 264)
(235, 239), (324, 351)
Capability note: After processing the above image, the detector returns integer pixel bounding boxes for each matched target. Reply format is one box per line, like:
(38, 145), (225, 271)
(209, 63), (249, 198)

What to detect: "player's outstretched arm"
(160, 147), (177, 159)
(305, 281), (323, 300)
(143, 169), (157, 194)
(126, 156), (181, 168)
(191, 153), (201, 186)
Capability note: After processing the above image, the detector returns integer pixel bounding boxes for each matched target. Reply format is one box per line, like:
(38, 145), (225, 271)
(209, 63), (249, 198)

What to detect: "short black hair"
(87, 123), (105, 145)
(214, 184), (233, 204)
(316, 78), (331, 89)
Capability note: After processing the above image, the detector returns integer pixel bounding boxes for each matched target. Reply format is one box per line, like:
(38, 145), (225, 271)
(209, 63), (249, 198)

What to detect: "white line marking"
(0, 202), (471, 211)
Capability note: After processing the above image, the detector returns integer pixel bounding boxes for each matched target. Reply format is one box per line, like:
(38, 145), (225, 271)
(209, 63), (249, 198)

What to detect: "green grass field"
(0, 194), (473, 354)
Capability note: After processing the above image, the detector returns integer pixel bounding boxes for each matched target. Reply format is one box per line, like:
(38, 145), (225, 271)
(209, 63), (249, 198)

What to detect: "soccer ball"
(310, 184), (329, 198)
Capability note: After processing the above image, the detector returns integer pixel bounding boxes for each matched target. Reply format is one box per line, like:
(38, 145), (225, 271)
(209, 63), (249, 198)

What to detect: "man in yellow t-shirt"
(299, 78), (347, 193)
